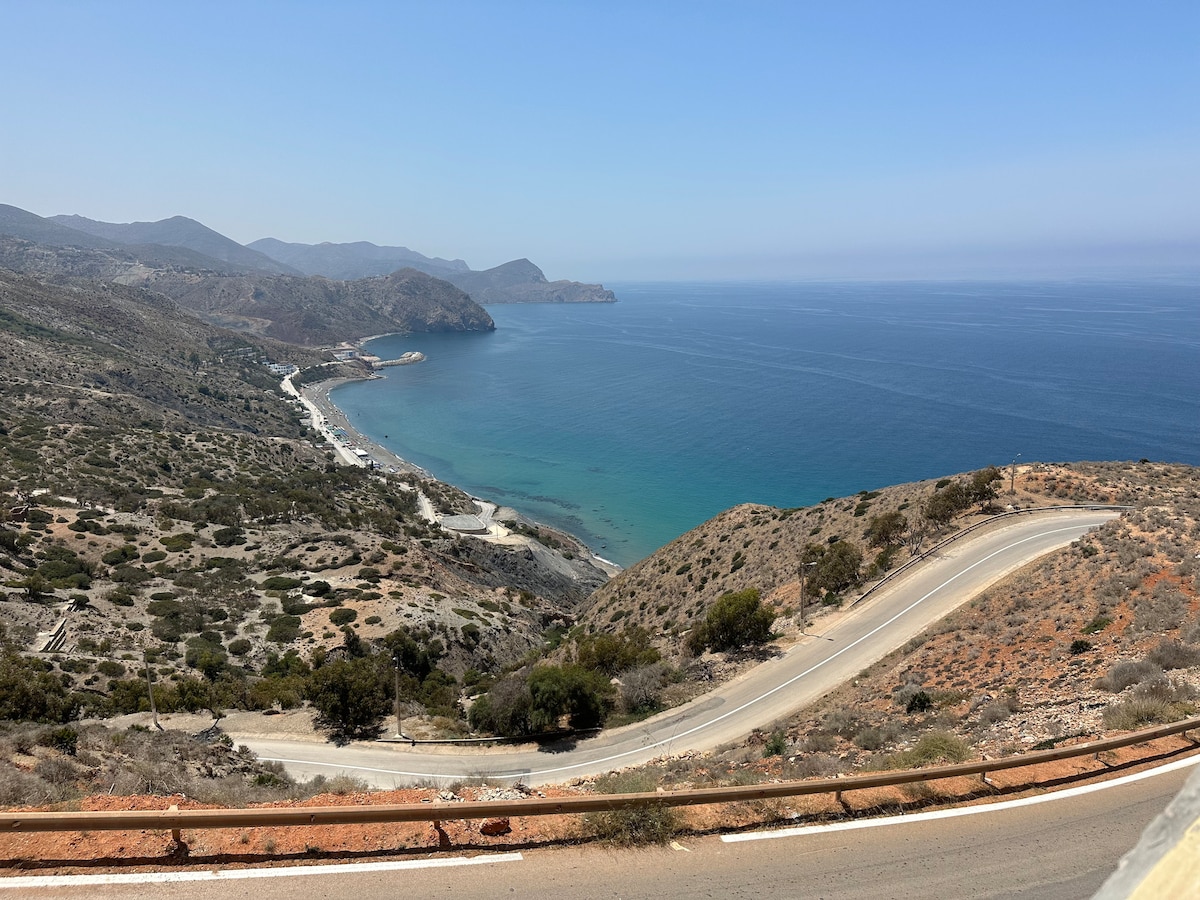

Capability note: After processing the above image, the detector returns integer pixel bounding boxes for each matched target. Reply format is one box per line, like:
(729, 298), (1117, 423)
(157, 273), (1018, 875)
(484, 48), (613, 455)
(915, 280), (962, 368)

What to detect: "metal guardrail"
(387, 726), (600, 747)
(3, 715), (1196, 836)
(851, 504), (1131, 607)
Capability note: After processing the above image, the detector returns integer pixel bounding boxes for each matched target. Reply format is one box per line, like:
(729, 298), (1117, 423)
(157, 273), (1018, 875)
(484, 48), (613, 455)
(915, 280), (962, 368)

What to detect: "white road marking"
(0, 852), (523, 889)
(722, 753), (1200, 842)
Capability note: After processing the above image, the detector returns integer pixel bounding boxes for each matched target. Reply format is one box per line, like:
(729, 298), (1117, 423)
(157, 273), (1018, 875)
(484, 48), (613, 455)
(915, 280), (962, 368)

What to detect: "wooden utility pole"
(798, 561), (817, 632)
(393, 652), (402, 737)
(142, 646), (163, 731)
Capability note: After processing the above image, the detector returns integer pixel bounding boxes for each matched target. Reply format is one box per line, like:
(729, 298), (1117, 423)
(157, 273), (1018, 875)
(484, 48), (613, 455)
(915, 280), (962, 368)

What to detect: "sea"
(331, 279), (1200, 567)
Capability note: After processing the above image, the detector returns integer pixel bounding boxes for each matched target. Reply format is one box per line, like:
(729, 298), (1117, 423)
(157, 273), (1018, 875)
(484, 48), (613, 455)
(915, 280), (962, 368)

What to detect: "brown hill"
(141, 267), (495, 345)
(689, 461), (1200, 782)
(580, 470), (1002, 642)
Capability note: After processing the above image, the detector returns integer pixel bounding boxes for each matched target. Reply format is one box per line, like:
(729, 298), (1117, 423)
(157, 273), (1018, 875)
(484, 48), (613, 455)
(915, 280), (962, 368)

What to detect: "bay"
(331, 280), (1200, 566)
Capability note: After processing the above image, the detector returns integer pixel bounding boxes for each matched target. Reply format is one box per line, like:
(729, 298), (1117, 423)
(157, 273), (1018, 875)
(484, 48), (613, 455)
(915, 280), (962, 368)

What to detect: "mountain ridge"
(247, 237), (469, 280)
(0, 206), (497, 346)
(3, 203), (616, 305)
(50, 213), (299, 276)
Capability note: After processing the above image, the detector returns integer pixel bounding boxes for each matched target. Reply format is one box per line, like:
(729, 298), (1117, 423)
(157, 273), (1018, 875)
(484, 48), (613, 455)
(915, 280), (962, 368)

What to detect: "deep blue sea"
(332, 280), (1200, 566)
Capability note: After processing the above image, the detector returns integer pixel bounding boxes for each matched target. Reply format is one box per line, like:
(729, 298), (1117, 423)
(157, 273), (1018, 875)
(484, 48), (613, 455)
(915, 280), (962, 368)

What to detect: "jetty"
(374, 351), (426, 369)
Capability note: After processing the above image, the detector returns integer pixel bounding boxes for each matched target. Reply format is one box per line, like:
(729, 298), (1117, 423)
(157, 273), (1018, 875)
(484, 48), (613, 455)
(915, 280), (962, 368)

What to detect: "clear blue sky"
(3, 1), (1197, 280)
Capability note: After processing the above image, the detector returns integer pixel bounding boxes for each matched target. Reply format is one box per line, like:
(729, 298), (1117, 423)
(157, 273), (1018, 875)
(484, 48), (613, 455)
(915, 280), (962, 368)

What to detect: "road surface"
(234, 509), (1119, 787)
(11, 751), (1192, 900)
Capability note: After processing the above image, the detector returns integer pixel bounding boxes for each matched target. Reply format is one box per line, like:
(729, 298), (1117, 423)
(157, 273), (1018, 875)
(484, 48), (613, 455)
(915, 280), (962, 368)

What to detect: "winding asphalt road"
(234, 509), (1119, 787)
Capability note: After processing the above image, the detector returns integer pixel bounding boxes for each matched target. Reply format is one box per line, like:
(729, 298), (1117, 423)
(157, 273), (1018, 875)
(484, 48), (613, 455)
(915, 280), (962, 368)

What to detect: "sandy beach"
(283, 369), (622, 574)
(287, 373), (427, 477)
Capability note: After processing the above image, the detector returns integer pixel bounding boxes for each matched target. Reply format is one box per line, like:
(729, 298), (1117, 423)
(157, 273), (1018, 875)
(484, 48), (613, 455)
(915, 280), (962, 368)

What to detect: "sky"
(2, 1), (1197, 281)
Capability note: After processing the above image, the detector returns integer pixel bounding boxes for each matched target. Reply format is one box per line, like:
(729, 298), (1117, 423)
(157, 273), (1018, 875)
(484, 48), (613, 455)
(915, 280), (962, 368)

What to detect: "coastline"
(282, 367), (623, 575)
(293, 374), (429, 477)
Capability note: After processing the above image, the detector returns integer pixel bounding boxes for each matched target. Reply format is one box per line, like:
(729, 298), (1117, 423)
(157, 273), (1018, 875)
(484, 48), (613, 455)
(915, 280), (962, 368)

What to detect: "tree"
(19, 572), (50, 601)
(575, 626), (660, 677)
(306, 656), (389, 744)
(469, 673), (533, 736)
(381, 627), (442, 681)
(966, 466), (1002, 510)
(619, 662), (668, 715)
(809, 541), (863, 596)
(689, 588), (776, 654)
(0, 650), (79, 722)
(865, 511), (907, 549)
(924, 481), (969, 528)
(527, 664), (613, 732)
(905, 521), (928, 554)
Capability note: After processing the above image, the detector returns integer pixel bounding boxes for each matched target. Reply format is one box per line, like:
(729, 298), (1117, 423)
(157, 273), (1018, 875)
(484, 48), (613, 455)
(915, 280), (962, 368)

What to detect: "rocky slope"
(0, 232), (495, 347)
(0, 268), (605, 726)
(143, 267), (495, 345)
(698, 461), (1200, 780)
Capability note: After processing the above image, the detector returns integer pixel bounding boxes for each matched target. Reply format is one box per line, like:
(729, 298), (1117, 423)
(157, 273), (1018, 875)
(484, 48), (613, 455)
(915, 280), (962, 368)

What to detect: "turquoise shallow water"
(331, 280), (1200, 566)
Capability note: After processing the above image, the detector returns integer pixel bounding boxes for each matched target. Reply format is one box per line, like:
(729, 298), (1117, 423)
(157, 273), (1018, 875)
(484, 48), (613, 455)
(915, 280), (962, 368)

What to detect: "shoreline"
(283, 367), (623, 574)
(291, 374), (430, 477)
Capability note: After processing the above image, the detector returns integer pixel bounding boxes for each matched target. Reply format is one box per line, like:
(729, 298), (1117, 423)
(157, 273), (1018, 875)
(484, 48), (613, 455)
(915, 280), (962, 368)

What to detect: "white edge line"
(0, 851), (523, 888)
(721, 753), (1200, 842)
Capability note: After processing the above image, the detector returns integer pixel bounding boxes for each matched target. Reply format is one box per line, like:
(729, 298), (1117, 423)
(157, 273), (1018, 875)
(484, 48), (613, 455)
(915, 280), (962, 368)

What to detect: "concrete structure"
(441, 514), (489, 534)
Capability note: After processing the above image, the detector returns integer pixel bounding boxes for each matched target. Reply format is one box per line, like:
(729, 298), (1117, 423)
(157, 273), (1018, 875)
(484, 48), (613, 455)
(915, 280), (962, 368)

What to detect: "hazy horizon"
(3, 2), (1196, 283)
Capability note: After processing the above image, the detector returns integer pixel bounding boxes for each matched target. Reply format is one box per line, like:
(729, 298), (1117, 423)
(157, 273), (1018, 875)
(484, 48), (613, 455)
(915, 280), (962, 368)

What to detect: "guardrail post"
(168, 804), (182, 846)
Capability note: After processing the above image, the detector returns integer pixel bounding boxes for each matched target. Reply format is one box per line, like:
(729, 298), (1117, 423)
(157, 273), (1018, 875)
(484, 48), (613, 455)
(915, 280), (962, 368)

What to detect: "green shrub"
(1102, 698), (1181, 730)
(1096, 660), (1161, 693)
(110, 565), (152, 585)
(101, 544), (139, 566)
(575, 626), (660, 677)
(584, 771), (677, 845)
(212, 526), (246, 547)
(853, 726), (887, 750)
(107, 588), (135, 607)
(39, 725), (79, 756)
(1082, 616), (1113, 635)
(879, 731), (971, 769)
(763, 730), (787, 757)
(263, 576), (303, 591)
(160, 534), (195, 553)
(906, 690), (934, 714)
(266, 615), (302, 644)
(329, 608), (357, 627)
(1147, 639), (1200, 670)
(687, 588), (775, 654)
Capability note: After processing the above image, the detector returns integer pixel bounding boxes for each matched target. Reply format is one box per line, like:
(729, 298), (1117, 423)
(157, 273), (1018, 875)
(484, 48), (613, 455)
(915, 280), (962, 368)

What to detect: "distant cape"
(248, 240), (617, 304)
